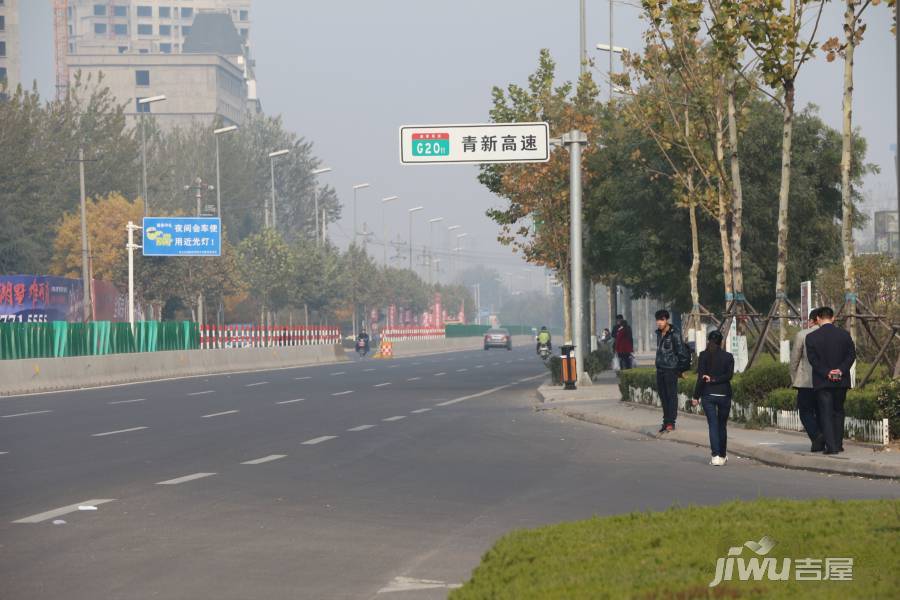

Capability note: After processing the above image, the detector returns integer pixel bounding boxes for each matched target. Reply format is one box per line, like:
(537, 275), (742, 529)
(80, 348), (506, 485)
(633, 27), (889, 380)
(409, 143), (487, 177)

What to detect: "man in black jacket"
(805, 306), (856, 455)
(655, 310), (691, 433)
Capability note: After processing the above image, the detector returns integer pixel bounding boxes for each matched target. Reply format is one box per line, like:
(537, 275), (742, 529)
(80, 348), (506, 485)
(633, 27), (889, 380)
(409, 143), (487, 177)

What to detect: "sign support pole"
(563, 130), (590, 386)
(126, 221), (143, 332)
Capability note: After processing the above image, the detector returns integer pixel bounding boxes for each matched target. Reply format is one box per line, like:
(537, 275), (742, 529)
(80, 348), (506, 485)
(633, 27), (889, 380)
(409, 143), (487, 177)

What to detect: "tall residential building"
(62, 1), (258, 127)
(0, 0), (21, 92)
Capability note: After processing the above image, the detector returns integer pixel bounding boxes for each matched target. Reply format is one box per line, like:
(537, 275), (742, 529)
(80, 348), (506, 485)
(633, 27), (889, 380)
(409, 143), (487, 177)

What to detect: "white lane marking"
(331, 390), (354, 396)
(188, 390), (214, 396)
(156, 472), (216, 485)
(108, 398), (145, 405)
(412, 362), (422, 366)
(330, 371), (346, 376)
(363, 368), (376, 372)
(434, 372), (446, 376)
(378, 576), (462, 594)
(407, 377), (421, 381)
(411, 408), (432, 414)
(0, 451), (8, 455)
(201, 410), (239, 418)
(294, 376), (312, 381)
(388, 365), (399, 369)
(492, 362), (501, 366)
(456, 368), (468, 373)
(373, 382), (392, 388)
(302, 435), (337, 445)
(241, 454), (286, 465)
(13, 499), (116, 524)
(383, 415), (406, 422)
(245, 381), (269, 387)
(475, 365), (484, 369)
(1, 410), (52, 419)
(347, 424), (375, 432)
(436, 374), (546, 407)
(276, 398), (304, 405)
(91, 426), (148, 437)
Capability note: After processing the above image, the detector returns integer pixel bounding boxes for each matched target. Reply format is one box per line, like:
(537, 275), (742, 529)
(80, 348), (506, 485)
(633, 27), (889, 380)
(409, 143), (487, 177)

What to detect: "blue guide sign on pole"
(142, 217), (221, 257)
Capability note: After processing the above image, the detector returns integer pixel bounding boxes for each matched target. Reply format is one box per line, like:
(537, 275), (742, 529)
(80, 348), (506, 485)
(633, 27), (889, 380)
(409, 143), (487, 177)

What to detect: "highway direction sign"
(399, 122), (550, 165)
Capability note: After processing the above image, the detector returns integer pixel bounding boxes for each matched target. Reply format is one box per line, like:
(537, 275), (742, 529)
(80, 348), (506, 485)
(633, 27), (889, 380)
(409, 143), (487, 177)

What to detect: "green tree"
(238, 229), (292, 325)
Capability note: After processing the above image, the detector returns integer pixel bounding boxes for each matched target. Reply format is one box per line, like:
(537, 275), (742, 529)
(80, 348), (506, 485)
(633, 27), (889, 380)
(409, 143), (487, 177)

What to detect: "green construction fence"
(0, 321), (199, 360)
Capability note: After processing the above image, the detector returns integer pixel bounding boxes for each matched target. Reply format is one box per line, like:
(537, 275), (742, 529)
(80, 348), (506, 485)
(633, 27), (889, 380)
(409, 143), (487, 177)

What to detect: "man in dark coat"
(805, 306), (856, 455)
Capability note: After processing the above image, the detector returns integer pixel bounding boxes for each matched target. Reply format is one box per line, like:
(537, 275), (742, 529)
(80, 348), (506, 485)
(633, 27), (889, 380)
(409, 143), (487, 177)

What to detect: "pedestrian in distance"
(805, 306), (856, 455)
(691, 330), (735, 466)
(614, 316), (634, 370)
(790, 308), (824, 452)
(655, 309), (692, 433)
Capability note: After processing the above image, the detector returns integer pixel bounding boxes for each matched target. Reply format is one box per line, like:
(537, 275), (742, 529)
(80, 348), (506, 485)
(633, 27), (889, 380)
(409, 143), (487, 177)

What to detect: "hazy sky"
(19, 1), (899, 284)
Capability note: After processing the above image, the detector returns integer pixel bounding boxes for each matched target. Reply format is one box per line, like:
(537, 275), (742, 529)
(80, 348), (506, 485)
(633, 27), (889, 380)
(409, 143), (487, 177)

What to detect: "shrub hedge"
(618, 359), (894, 427)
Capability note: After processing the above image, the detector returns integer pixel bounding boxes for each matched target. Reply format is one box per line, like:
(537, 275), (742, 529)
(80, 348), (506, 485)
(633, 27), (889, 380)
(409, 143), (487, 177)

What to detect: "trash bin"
(560, 344), (577, 390)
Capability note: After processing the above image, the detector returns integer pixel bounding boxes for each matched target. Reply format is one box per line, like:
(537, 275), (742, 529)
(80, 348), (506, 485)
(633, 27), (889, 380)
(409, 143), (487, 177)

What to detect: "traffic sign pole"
(563, 130), (590, 386)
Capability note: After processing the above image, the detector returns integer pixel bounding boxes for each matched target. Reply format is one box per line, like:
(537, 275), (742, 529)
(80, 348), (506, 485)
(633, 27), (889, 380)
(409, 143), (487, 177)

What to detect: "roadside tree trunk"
(726, 85), (745, 300)
(840, 0), (858, 344)
(715, 91), (735, 299)
(689, 196), (701, 334)
(775, 82), (795, 340)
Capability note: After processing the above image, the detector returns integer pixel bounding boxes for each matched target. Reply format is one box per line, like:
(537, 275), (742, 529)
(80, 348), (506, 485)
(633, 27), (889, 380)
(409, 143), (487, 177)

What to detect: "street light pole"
(407, 206), (424, 271)
(428, 217), (444, 283)
(311, 167), (333, 245)
(213, 125), (238, 221)
(352, 183), (371, 245)
(268, 149), (290, 229)
(137, 95), (166, 216)
(563, 130), (589, 386)
(78, 147), (91, 322)
(381, 196), (398, 265)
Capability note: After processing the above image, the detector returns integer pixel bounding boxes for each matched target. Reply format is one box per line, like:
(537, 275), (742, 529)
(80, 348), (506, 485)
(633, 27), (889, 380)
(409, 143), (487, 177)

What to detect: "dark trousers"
(617, 353), (632, 370)
(796, 388), (820, 442)
(701, 395), (731, 457)
(656, 369), (679, 426)
(816, 388), (847, 452)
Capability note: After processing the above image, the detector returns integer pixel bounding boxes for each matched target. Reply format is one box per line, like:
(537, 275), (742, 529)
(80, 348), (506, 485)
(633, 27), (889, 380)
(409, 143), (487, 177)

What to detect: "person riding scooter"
(356, 331), (370, 356)
(536, 326), (552, 355)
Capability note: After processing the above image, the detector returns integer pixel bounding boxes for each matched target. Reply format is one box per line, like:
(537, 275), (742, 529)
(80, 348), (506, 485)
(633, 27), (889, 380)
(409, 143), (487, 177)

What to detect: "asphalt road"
(1, 344), (898, 599)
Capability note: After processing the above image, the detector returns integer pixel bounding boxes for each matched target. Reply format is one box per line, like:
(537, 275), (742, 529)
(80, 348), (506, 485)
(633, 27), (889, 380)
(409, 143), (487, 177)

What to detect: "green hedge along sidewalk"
(0, 321), (199, 360)
(451, 498), (900, 599)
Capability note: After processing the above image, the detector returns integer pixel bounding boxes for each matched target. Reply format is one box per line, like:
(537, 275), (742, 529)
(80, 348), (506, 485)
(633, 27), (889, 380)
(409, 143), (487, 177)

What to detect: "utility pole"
(78, 148), (92, 322)
(563, 130), (589, 385)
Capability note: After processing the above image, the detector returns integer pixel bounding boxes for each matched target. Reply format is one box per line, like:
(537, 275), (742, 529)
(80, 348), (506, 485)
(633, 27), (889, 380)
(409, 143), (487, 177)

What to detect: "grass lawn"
(451, 498), (900, 599)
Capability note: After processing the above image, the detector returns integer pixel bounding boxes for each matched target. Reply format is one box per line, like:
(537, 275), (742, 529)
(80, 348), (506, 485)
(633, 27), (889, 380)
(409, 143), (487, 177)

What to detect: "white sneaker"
(710, 456), (722, 466)
(719, 456), (728, 466)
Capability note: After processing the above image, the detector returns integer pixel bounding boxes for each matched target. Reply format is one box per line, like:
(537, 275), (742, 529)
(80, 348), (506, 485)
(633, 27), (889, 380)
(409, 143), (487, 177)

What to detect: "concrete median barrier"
(0, 345), (346, 397)
(387, 335), (533, 358)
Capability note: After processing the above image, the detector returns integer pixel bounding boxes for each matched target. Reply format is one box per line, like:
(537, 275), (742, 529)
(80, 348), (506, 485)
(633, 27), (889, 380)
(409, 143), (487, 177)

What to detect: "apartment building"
(0, 0), (21, 92)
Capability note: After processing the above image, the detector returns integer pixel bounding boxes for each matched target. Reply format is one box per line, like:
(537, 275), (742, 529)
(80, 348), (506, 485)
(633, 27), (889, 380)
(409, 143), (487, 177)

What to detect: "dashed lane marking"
(330, 372), (346, 376)
(276, 399), (304, 405)
(201, 410), (239, 418)
(331, 390), (354, 396)
(435, 374), (546, 407)
(407, 377), (421, 381)
(475, 365), (484, 369)
(363, 368), (376, 372)
(456, 368), (468, 373)
(374, 382), (392, 388)
(294, 376), (312, 381)
(347, 424), (375, 432)
(434, 372), (447, 376)
(382, 416), (406, 422)
(91, 426), (148, 437)
(410, 408), (432, 414)
(1, 410), (52, 419)
(241, 454), (286, 465)
(302, 435), (337, 445)
(188, 390), (214, 396)
(156, 472), (216, 485)
(108, 398), (146, 405)
(13, 499), (116, 524)
(245, 381), (269, 387)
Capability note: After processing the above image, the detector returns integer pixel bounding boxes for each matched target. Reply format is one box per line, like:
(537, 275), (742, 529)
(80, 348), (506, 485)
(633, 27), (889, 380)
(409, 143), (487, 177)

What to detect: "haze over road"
(1, 346), (897, 599)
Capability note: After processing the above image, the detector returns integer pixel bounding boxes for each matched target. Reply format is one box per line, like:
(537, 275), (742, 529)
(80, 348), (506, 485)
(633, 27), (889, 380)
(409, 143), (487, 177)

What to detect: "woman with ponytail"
(691, 330), (735, 466)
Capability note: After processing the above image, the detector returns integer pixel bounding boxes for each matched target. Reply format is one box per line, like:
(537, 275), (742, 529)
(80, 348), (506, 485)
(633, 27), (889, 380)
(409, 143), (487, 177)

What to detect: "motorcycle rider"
(536, 326), (552, 355)
(357, 331), (370, 354)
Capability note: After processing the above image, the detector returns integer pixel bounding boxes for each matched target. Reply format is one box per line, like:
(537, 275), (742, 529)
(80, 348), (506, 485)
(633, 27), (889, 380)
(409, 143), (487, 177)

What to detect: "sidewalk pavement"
(537, 371), (900, 480)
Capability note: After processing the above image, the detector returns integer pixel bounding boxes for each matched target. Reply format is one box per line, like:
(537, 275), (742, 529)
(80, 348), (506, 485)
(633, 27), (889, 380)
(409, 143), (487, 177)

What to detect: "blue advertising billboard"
(142, 217), (221, 257)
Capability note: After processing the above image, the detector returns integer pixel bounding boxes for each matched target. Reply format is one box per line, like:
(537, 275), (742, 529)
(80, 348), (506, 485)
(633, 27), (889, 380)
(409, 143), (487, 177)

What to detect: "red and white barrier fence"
(200, 325), (341, 349)
(381, 327), (445, 342)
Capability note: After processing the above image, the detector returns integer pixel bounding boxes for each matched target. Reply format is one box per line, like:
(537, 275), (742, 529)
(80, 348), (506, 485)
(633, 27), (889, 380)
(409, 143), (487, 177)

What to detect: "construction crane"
(53, 0), (69, 99)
